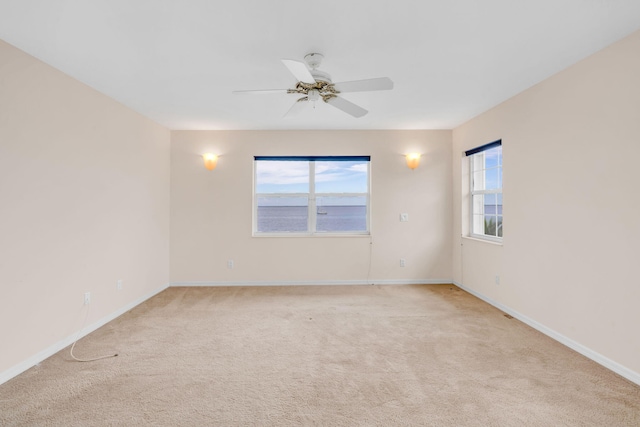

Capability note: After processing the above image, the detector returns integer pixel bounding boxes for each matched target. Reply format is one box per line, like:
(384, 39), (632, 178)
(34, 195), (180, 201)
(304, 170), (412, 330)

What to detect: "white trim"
(252, 232), (371, 238)
(253, 158), (370, 235)
(0, 283), (169, 386)
(453, 281), (640, 387)
(462, 235), (503, 246)
(468, 232), (503, 244)
(469, 147), (503, 241)
(171, 279), (452, 287)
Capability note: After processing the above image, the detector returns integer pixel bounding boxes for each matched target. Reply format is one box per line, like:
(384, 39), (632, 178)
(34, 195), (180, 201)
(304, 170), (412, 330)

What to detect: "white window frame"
(253, 156), (371, 237)
(468, 141), (502, 242)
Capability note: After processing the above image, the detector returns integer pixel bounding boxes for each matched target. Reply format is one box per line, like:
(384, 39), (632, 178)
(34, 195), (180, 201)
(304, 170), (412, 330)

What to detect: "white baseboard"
(453, 281), (640, 387)
(170, 279), (452, 287)
(14, 280), (635, 390)
(0, 283), (169, 386)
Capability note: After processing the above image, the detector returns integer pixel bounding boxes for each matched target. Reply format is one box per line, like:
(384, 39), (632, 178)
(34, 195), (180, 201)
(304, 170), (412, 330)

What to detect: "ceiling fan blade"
(333, 77), (394, 93)
(284, 98), (308, 117)
(326, 96), (368, 118)
(281, 59), (316, 84)
(232, 89), (289, 94)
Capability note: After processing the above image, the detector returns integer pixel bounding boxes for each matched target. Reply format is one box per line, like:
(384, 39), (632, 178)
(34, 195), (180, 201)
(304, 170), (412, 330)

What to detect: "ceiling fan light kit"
(234, 52), (393, 118)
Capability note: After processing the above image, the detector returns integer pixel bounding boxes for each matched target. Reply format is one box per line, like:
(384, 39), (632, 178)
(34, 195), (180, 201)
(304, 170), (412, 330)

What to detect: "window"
(466, 140), (502, 240)
(254, 156), (370, 235)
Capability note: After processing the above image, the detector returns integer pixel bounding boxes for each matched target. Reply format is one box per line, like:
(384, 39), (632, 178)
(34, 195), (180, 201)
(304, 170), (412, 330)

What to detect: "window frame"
(467, 141), (503, 243)
(253, 156), (371, 237)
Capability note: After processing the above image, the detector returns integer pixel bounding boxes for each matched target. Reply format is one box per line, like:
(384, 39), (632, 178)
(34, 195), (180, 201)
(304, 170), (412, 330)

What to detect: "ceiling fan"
(233, 53), (393, 118)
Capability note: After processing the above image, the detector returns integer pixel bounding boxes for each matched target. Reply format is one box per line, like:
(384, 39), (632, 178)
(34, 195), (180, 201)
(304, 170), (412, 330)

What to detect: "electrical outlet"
(495, 275), (500, 285)
(84, 292), (91, 305)
(117, 279), (122, 290)
(227, 260), (234, 269)
(400, 258), (406, 267)
(400, 213), (409, 222)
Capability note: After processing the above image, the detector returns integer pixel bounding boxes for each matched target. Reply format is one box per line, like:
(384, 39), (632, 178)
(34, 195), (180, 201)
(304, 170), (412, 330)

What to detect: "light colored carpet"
(1, 285), (639, 426)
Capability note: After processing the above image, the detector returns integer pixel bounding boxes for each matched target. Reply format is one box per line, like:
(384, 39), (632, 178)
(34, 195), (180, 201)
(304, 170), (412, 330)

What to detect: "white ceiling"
(1, 1), (640, 130)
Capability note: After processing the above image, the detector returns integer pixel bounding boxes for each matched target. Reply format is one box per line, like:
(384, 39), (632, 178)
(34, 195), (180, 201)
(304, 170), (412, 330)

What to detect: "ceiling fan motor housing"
(310, 69), (331, 83)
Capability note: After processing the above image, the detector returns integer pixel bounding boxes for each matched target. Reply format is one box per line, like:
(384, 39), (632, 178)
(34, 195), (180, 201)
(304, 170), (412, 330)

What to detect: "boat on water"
(317, 207), (328, 215)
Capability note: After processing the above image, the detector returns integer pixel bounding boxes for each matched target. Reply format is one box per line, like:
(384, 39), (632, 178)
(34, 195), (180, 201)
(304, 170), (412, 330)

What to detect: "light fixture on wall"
(406, 153), (421, 170)
(203, 153), (218, 171)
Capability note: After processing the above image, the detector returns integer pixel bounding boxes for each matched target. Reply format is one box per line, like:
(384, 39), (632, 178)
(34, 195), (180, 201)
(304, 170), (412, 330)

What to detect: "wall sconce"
(203, 153), (218, 171)
(406, 153), (421, 170)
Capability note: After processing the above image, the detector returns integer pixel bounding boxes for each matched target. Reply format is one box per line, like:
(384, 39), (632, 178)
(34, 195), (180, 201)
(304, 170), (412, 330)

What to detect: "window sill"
(462, 235), (503, 246)
(253, 232), (371, 238)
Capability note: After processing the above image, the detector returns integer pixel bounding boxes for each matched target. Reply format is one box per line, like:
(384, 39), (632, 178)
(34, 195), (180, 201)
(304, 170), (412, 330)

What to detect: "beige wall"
(171, 130), (453, 284)
(0, 40), (170, 377)
(452, 30), (640, 377)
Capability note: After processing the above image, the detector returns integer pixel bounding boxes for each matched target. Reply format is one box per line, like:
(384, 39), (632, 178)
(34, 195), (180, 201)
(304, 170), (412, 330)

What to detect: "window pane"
(484, 146), (501, 167)
(484, 215), (498, 236)
(497, 216), (503, 237)
(316, 196), (367, 232)
(484, 194), (496, 215)
(497, 193), (503, 215)
(315, 161), (368, 193)
(485, 168), (501, 190)
(255, 160), (309, 193)
(485, 152), (498, 168)
(257, 196), (308, 232)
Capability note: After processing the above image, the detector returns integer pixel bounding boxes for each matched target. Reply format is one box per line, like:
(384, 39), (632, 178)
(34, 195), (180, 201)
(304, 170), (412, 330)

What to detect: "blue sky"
(474, 146), (502, 191)
(485, 146), (502, 190)
(256, 160), (368, 206)
(256, 160), (368, 193)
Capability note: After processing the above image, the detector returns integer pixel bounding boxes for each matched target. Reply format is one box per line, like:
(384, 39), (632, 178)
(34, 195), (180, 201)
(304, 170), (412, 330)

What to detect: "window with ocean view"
(467, 140), (502, 241)
(254, 156), (370, 235)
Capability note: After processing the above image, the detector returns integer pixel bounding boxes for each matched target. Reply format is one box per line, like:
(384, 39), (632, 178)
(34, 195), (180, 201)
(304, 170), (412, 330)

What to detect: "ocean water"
(484, 205), (503, 215)
(257, 206), (367, 233)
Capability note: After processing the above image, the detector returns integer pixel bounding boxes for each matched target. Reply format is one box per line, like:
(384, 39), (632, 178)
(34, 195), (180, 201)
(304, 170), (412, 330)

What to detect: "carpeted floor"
(1, 284), (639, 426)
